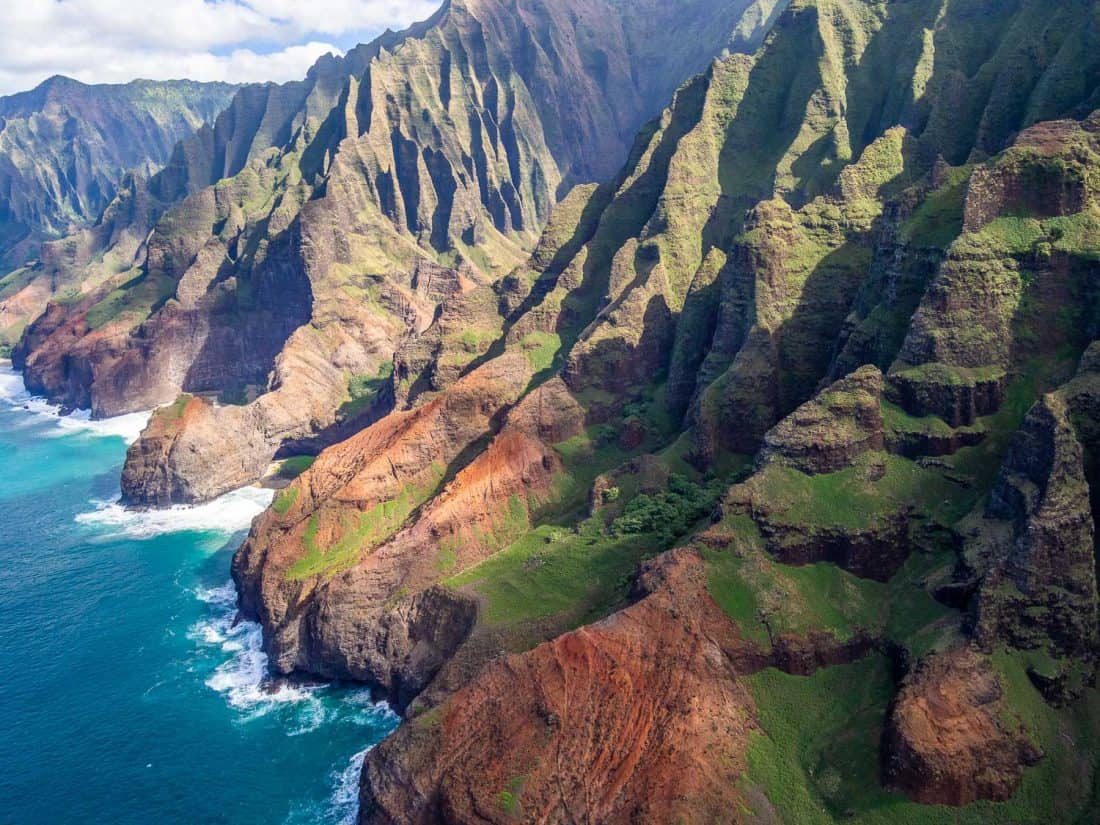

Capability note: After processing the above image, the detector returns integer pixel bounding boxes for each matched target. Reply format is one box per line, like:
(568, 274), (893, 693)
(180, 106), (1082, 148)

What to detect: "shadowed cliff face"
(221, 1), (1100, 821)
(8, 0), (786, 503)
(0, 76), (237, 264)
(0, 77), (238, 351)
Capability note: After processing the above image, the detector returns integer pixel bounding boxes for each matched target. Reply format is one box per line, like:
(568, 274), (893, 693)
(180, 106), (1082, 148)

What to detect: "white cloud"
(0, 0), (443, 95)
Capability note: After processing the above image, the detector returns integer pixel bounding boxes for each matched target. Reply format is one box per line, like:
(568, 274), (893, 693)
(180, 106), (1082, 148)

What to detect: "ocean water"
(0, 368), (398, 824)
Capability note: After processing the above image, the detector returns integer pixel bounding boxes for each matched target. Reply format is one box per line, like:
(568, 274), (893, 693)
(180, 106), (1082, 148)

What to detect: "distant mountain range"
(0, 76), (237, 264)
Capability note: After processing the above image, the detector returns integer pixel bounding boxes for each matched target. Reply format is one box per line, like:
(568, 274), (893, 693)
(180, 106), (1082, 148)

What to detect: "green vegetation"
(287, 463), (445, 580)
(743, 657), (897, 822)
(0, 317), (25, 357)
(272, 486), (299, 516)
(84, 272), (174, 331)
(338, 362), (393, 420)
(0, 267), (35, 301)
(612, 473), (722, 543)
(412, 705), (445, 730)
(900, 165), (971, 248)
(705, 542), (885, 646)
(882, 400), (967, 438)
(742, 654), (1100, 824)
(518, 331), (561, 372)
(446, 425), (748, 633)
(457, 328), (498, 353)
(958, 209), (1100, 262)
(446, 520), (652, 627)
(497, 776), (525, 816)
(744, 452), (976, 531)
(703, 520), (954, 653)
(892, 362), (1005, 389)
(277, 456), (315, 480)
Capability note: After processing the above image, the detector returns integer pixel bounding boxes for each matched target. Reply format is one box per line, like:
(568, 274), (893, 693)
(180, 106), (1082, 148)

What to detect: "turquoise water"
(0, 368), (398, 824)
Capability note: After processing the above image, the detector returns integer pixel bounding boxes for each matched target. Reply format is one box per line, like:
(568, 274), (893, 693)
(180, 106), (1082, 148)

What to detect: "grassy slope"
(252, 0), (1100, 818)
(742, 653), (1100, 825)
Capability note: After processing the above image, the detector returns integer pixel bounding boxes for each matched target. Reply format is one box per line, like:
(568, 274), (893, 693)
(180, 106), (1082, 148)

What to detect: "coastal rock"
(231, 356), (589, 704)
(120, 321), (396, 505)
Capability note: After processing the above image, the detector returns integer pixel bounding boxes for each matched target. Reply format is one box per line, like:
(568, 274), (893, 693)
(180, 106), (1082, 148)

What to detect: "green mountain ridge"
(0, 75), (238, 265)
(4, 0), (1100, 822)
(6, 0), (786, 506)
(223, 0), (1100, 821)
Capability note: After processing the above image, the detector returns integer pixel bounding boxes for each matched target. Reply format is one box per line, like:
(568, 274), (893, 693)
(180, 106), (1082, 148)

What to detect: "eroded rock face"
(231, 359), (593, 704)
(721, 364), (916, 582)
(889, 115), (1100, 426)
(972, 392), (1099, 664)
(359, 548), (873, 824)
(755, 514), (912, 583)
(121, 395), (209, 505)
(758, 365), (885, 475)
(963, 118), (1096, 234)
(885, 647), (1041, 806)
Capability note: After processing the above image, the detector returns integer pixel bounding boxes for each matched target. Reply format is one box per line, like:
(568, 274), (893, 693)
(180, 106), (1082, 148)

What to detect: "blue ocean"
(0, 366), (398, 824)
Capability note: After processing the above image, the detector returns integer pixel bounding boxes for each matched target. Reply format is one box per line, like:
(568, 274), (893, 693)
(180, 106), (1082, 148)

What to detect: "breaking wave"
(76, 486), (274, 539)
(0, 364), (150, 444)
(328, 747), (374, 825)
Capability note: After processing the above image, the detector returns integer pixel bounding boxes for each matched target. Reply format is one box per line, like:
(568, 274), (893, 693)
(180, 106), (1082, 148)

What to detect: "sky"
(0, 0), (443, 95)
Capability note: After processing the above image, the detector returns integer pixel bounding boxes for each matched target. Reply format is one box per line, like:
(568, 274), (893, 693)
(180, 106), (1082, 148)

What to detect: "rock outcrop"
(757, 365), (885, 475)
(889, 114), (1100, 426)
(231, 354), (534, 698)
(969, 391), (1100, 674)
(885, 647), (1042, 806)
(360, 548), (875, 824)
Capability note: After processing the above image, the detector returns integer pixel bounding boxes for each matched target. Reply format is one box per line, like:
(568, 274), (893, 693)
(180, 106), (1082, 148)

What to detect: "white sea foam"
(189, 579), (325, 723)
(342, 688), (400, 728)
(0, 365), (28, 404)
(189, 580), (399, 825)
(193, 581), (238, 608)
(203, 617), (321, 712)
(0, 364), (150, 443)
(328, 747), (374, 825)
(51, 408), (152, 443)
(76, 486), (274, 539)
